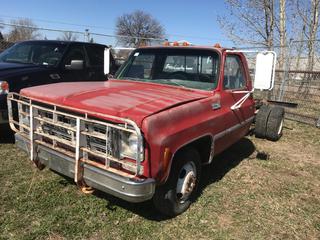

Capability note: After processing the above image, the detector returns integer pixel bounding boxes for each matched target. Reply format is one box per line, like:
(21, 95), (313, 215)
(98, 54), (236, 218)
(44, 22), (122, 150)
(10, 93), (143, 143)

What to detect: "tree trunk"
(279, 0), (286, 70)
(264, 0), (275, 50)
(305, 0), (319, 95)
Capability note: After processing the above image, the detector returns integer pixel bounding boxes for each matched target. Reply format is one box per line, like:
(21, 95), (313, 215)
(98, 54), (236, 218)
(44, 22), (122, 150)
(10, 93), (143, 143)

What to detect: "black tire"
(255, 105), (272, 139)
(153, 148), (201, 217)
(266, 107), (285, 141)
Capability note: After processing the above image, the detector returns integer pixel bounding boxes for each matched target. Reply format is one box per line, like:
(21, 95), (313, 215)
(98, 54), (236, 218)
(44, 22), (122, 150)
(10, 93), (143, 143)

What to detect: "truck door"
(219, 53), (254, 149)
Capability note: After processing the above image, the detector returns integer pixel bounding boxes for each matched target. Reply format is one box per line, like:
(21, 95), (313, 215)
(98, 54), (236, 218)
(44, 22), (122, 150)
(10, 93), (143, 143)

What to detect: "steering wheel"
(168, 71), (189, 80)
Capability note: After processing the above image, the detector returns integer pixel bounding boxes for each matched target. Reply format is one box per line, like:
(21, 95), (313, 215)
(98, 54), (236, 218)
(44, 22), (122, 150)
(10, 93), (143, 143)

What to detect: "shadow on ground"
(84, 137), (256, 221)
(0, 126), (15, 144)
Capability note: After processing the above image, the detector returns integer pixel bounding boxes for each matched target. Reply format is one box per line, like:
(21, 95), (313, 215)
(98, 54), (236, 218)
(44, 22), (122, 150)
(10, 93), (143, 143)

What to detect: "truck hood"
(20, 79), (210, 126)
(0, 62), (48, 79)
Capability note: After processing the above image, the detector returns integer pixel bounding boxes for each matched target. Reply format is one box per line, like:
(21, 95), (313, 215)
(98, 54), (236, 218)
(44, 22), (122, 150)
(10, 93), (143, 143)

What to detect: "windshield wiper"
(120, 77), (186, 88)
(158, 79), (186, 88)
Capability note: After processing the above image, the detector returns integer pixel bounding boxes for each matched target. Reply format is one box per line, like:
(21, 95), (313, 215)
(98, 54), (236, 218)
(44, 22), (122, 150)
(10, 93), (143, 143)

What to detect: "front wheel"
(153, 148), (201, 217)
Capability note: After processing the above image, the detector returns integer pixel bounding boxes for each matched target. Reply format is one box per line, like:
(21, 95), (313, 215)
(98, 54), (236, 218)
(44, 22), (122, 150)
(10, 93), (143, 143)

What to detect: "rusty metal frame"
(7, 92), (144, 181)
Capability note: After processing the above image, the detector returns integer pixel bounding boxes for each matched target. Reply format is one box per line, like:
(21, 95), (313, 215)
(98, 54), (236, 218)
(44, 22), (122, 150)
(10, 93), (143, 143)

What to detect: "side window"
(223, 55), (246, 89)
(6, 44), (31, 62)
(63, 45), (85, 66)
(85, 45), (104, 66)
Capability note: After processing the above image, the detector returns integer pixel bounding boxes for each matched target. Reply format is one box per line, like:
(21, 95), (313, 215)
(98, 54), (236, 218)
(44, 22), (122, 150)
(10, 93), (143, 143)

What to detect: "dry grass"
(0, 121), (319, 240)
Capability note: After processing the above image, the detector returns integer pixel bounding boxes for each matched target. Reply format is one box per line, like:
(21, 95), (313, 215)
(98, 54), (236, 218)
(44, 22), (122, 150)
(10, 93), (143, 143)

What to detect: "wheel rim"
(176, 161), (197, 203)
(278, 118), (284, 135)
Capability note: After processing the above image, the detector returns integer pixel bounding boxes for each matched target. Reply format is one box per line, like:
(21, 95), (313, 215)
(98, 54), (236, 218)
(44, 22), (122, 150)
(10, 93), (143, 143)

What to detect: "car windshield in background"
(116, 48), (220, 91)
(0, 42), (67, 66)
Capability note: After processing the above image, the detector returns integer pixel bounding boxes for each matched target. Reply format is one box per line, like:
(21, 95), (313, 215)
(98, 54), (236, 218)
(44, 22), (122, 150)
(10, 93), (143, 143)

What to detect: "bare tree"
(115, 10), (165, 47)
(7, 18), (40, 42)
(296, 0), (320, 93)
(218, 0), (276, 49)
(278, 0), (286, 69)
(57, 31), (78, 41)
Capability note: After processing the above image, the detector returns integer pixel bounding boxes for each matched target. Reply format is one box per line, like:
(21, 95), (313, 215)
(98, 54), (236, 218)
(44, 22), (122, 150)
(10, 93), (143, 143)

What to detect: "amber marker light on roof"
(213, 43), (222, 48)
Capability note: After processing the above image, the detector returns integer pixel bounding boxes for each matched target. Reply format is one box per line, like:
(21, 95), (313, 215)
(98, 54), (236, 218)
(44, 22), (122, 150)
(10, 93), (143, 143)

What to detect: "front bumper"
(15, 133), (155, 203)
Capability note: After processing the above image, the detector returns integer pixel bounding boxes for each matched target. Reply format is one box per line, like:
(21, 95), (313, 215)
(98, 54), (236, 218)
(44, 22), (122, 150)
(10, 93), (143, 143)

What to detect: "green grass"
(1, 121), (320, 240)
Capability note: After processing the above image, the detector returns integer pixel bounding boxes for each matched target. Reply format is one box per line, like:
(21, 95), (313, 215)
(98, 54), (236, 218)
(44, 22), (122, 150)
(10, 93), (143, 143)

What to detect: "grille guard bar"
(7, 92), (144, 181)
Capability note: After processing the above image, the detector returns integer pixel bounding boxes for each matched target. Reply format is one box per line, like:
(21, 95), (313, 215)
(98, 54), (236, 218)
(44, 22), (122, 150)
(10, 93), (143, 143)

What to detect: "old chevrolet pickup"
(7, 42), (284, 216)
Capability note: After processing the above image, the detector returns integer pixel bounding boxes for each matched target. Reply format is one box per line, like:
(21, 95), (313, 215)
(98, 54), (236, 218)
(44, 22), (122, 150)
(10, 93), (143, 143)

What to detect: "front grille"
(7, 93), (144, 178)
(35, 108), (124, 160)
(85, 124), (121, 159)
(42, 123), (73, 142)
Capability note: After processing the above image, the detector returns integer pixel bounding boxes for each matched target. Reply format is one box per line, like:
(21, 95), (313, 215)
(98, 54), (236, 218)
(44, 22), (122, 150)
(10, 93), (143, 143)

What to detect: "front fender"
(142, 96), (224, 184)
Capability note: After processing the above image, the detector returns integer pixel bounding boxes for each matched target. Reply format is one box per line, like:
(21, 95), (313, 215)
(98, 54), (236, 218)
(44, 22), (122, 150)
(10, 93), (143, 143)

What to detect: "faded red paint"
(19, 46), (255, 184)
(21, 80), (209, 127)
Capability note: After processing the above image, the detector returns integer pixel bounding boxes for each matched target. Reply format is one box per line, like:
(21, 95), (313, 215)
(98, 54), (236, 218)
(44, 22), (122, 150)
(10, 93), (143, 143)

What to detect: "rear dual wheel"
(255, 105), (285, 141)
(266, 107), (285, 141)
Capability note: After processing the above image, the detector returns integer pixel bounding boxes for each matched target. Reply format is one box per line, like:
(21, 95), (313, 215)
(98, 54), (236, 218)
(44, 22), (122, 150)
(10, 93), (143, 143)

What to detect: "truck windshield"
(116, 48), (220, 91)
(0, 41), (67, 66)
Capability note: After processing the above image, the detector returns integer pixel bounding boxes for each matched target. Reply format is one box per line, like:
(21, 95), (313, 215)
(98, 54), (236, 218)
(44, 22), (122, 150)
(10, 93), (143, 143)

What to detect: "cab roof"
(14, 40), (108, 48)
(137, 45), (233, 54)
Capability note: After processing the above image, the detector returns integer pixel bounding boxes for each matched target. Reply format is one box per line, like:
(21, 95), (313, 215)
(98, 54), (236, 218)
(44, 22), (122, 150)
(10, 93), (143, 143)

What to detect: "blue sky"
(0, 0), (234, 46)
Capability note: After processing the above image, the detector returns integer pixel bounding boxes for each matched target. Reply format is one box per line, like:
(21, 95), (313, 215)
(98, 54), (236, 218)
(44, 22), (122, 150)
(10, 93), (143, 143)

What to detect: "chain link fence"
(274, 41), (320, 127)
(243, 41), (320, 128)
(0, 24), (164, 63)
(0, 40), (14, 53)
(0, 23), (164, 47)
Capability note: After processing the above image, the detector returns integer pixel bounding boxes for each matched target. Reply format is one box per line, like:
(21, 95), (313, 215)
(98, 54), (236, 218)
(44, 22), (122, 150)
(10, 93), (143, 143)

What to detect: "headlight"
(0, 81), (9, 95)
(120, 132), (139, 160)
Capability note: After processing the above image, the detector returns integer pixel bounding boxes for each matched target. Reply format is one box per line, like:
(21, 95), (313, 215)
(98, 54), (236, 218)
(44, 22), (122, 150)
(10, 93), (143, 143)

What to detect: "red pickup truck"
(7, 43), (284, 216)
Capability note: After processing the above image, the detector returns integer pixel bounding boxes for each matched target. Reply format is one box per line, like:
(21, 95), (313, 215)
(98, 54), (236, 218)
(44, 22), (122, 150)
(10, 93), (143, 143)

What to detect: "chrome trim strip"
(207, 116), (254, 164)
